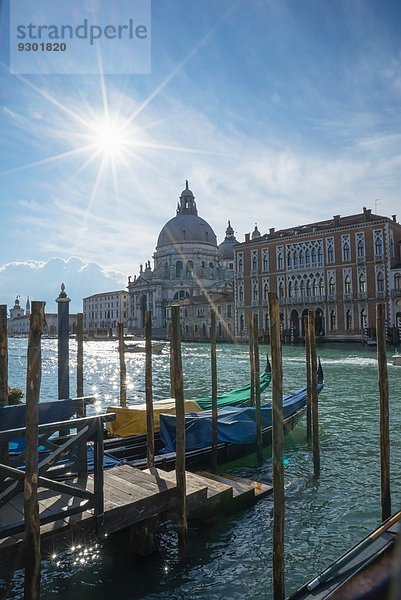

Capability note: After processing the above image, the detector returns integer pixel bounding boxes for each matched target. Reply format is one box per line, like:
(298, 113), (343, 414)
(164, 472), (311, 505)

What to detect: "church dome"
(218, 220), (238, 260)
(156, 182), (217, 248)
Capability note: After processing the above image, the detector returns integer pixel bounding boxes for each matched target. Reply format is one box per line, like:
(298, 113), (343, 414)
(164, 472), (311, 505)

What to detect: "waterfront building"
(128, 182), (234, 337)
(7, 296), (76, 336)
(83, 290), (129, 338)
(234, 208), (401, 343)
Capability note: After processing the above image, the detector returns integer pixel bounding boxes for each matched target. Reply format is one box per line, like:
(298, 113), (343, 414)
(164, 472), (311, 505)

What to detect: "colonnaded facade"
(234, 208), (401, 343)
(128, 182), (235, 338)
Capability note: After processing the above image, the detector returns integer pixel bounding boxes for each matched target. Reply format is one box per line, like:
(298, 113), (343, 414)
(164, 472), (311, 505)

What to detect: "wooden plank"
(196, 470), (255, 499)
(218, 472), (273, 498)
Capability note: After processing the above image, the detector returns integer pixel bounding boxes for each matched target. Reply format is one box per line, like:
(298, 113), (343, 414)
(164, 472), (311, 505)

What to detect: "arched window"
(299, 249), (304, 268)
(253, 283), (258, 301)
(293, 251), (299, 268)
(311, 248), (317, 266)
(377, 271), (384, 292)
(263, 253), (268, 271)
(176, 261), (183, 277)
(357, 239), (364, 258)
(294, 281), (299, 297)
(330, 310), (336, 330)
(306, 279), (311, 296)
(394, 273), (401, 290)
(264, 282), (269, 300)
(329, 277), (335, 295)
(186, 261), (193, 277)
(288, 281), (293, 298)
(319, 278), (324, 295)
(346, 309), (353, 330)
(305, 248), (310, 266)
(238, 285), (244, 302)
(278, 281), (284, 298)
(278, 251), (284, 270)
(344, 275), (351, 294)
(375, 237), (383, 256)
(252, 255), (257, 272)
(287, 252), (293, 269)
(327, 245), (334, 263)
(238, 256), (243, 272)
(312, 279), (318, 296)
(300, 280), (305, 296)
(359, 273), (366, 293)
(343, 242), (350, 261)
(317, 247), (323, 266)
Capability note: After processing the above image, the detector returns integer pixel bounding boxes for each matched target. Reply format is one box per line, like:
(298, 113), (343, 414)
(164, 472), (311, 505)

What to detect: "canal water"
(2, 339), (401, 599)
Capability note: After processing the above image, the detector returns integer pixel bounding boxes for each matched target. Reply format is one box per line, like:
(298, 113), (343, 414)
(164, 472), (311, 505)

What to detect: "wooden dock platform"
(0, 463), (271, 575)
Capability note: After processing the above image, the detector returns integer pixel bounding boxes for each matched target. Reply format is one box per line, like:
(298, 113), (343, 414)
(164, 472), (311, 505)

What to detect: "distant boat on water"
(123, 341), (166, 354)
(392, 354), (401, 366)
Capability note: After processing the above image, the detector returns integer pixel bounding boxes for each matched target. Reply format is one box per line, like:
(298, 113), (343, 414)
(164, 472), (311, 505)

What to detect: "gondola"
(123, 341), (166, 354)
(105, 356), (272, 437)
(105, 361), (324, 471)
(288, 510), (401, 600)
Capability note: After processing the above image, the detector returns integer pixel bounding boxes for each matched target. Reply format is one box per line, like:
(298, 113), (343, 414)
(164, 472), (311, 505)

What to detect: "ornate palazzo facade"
(234, 208), (401, 343)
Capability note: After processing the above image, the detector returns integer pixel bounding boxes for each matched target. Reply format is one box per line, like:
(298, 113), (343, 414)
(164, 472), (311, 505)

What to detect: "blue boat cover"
(160, 384), (323, 453)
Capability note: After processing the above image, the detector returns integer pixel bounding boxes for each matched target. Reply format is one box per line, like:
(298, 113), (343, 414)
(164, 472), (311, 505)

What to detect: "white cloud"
(0, 257), (126, 313)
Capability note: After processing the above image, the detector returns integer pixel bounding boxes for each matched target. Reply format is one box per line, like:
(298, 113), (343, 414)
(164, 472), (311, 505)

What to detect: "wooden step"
(142, 468), (209, 509)
(217, 472), (273, 499)
(195, 471), (255, 501)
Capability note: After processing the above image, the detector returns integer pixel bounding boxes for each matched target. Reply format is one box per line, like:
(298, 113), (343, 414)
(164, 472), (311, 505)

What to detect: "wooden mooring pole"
(76, 313), (84, 416)
(171, 306), (188, 545)
(268, 293), (285, 600)
(118, 322), (127, 408)
(0, 305), (9, 469)
(145, 311), (155, 469)
(210, 308), (218, 473)
(253, 314), (263, 460)
(168, 321), (174, 398)
(304, 314), (312, 442)
(376, 303), (391, 521)
(248, 315), (255, 407)
(24, 300), (45, 600)
(308, 311), (320, 478)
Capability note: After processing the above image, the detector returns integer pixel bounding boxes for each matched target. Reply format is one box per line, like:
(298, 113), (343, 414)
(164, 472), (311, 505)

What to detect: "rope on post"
(210, 308), (218, 473)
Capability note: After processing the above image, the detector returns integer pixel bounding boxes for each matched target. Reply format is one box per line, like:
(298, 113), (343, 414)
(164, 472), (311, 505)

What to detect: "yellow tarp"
(106, 398), (202, 437)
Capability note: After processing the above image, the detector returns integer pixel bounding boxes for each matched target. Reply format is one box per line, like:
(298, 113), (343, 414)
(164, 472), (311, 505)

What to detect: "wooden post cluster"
(171, 306), (188, 545)
(118, 322), (127, 408)
(308, 311), (320, 478)
(145, 311), (155, 469)
(210, 309), (218, 473)
(376, 303), (391, 521)
(253, 314), (263, 460)
(24, 300), (45, 600)
(268, 293), (285, 600)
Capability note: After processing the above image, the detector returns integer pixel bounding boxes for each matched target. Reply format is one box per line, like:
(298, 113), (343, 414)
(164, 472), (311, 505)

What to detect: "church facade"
(127, 182), (234, 337)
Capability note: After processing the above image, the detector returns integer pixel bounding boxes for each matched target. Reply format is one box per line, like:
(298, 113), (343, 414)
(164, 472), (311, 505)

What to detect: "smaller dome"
(252, 224), (261, 239)
(218, 220), (238, 260)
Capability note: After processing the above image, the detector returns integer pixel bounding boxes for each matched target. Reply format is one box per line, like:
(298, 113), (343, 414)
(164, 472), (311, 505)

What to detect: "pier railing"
(0, 412), (115, 539)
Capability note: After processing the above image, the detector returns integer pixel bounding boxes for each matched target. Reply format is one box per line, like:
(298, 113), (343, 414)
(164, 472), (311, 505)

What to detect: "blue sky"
(1, 0), (401, 311)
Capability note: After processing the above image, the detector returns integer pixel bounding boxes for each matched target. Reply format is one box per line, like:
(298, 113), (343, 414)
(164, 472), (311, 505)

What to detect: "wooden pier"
(0, 461), (272, 575)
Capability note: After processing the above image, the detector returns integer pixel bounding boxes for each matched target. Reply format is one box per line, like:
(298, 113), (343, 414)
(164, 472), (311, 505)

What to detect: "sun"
(91, 117), (128, 159)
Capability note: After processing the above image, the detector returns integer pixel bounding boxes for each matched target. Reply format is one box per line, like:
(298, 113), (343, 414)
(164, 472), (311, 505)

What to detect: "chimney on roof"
(245, 233), (250, 242)
(269, 227), (275, 235)
(333, 215), (341, 226)
(392, 215), (397, 223)
(363, 207), (371, 221)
